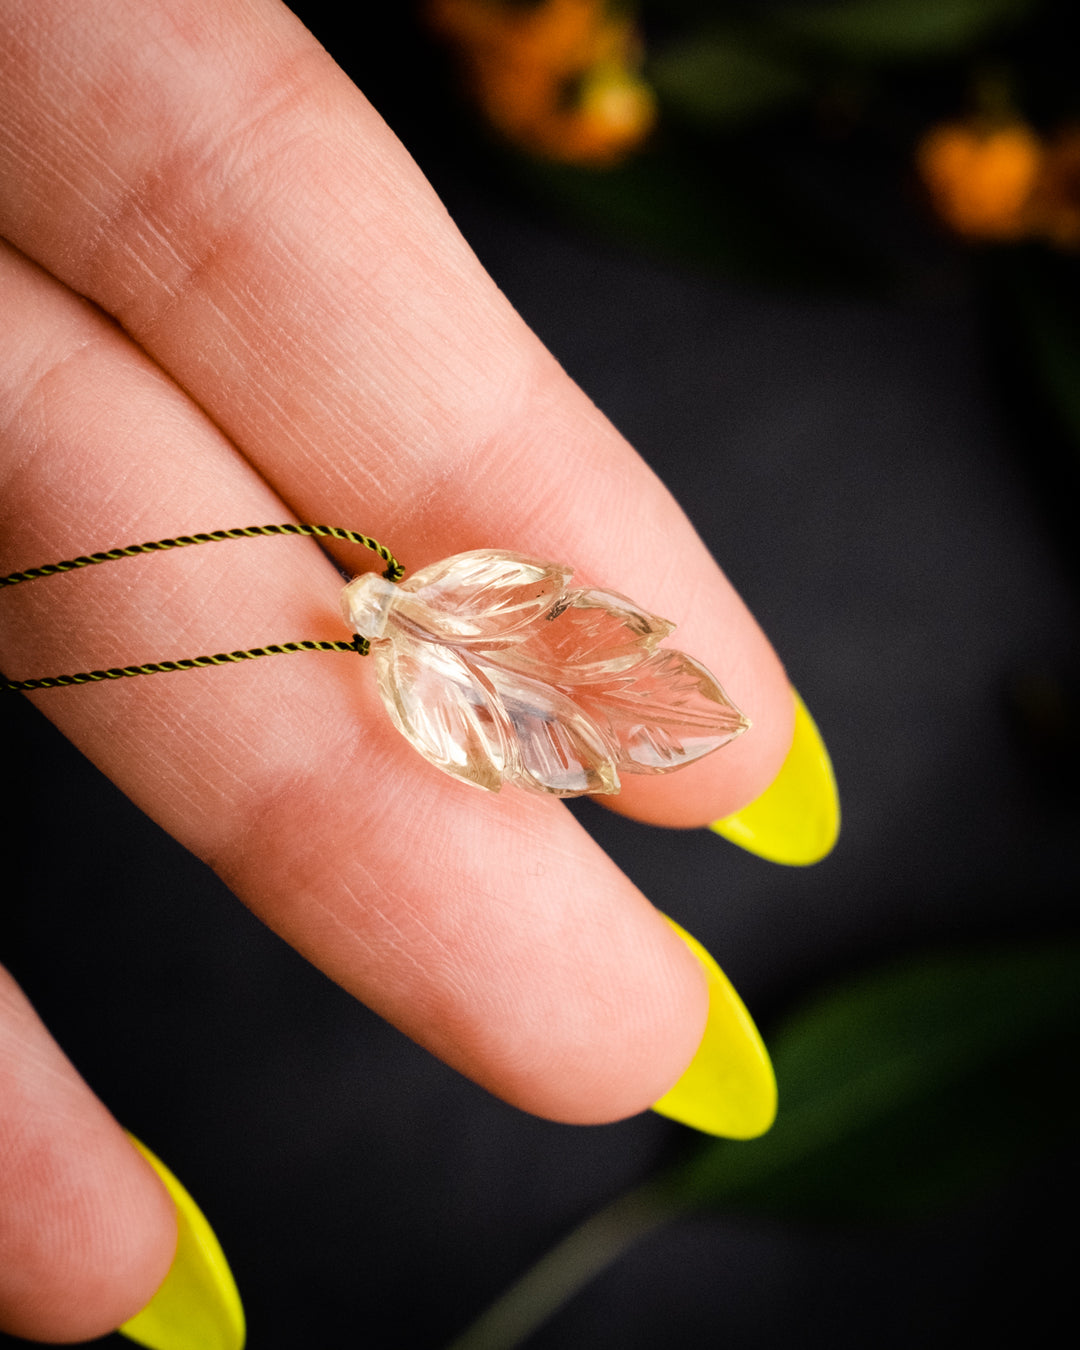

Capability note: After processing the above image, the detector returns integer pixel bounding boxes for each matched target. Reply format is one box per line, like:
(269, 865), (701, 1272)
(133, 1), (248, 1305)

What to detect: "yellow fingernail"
(711, 688), (839, 865)
(119, 1135), (245, 1350)
(652, 918), (776, 1139)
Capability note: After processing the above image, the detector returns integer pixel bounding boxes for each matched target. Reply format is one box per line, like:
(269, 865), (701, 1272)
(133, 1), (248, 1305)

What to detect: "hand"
(0, 1), (818, 1340)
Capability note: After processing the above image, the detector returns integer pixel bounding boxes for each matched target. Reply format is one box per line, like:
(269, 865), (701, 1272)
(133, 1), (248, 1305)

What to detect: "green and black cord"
(0, 524), (404, 693)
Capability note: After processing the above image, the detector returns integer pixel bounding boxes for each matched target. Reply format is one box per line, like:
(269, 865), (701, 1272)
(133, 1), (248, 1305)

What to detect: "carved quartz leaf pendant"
(341, 550), (749, 797)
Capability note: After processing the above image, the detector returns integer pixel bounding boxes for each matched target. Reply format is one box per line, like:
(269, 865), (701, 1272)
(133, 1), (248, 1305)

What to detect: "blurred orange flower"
(425, 0), (656, 166)
(917, 119), (1080, 250)
(917, 122), (1042, 241)
(1028, 127), (1080, 249)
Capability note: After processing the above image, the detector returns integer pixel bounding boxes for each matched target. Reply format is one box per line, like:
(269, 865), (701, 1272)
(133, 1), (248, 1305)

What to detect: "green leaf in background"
(450, 944), (1079, 1349)
(982, 248), (1080, 588)
(505, 145), (881, 289)
(769, 0), (1036, 63)
(650, 31), (809, 130)
(659, 944), (1080, 1219)
(997, 248), (1080, 454)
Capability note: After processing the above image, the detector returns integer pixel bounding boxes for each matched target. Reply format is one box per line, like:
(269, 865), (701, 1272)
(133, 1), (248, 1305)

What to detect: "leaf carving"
(342, 551), (749, 796)
(498, 588), (675, 682)
(394, 550), (572, 643)
(580, 650), (750, 773)
(486, 665), (620, 795)
(374, 631), (510, 791)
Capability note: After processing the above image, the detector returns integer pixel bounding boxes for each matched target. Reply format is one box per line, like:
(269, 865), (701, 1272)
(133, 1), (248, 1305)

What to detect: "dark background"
(3, 4), (1078, 1346)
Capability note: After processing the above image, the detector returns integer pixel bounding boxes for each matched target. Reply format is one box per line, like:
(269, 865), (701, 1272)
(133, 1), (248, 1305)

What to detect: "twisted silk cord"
(0, 524), (405, 694)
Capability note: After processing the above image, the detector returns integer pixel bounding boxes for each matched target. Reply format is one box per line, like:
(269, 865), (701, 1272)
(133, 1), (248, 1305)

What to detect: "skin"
(0, 0), (793, 1339)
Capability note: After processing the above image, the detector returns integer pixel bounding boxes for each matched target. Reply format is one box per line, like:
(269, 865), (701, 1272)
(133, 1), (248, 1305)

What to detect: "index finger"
(0, 0), (795, 826)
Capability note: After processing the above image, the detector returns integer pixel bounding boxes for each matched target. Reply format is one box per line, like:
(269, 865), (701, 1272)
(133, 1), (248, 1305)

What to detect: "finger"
(0, 0), (795, 829)
(0, 963), (176, 1342)
(0, 239), (711, 1123)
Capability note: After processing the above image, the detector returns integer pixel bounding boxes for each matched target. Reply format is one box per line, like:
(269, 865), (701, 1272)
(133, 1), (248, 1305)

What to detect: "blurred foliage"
(999, 246), (1080, 449)
(739, 0), (1034, 63)
(658, 944), (1080, 1220)
(647, 31), (810, 128)
(422, 0), (1079, 275)
(421, 0), (1080, 569)
(649, 0), (1036, 132)
(452, 943), (1080, 1348)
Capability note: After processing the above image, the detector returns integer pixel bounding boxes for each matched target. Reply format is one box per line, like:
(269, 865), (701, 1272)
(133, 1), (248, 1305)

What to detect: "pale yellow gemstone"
(341, 550), (748, 796)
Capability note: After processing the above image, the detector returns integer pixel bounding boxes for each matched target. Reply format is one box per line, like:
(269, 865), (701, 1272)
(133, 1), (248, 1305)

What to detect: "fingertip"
(651, 918), (776, 1139)
(711, 689), (840, 865)
(0, 969), (178, 1342)
(120, 1135), (245, 1350)
(0, 1120), (178, 1343)
(605, 670), (794, 830)
(437, 887), (712, 1128)
(571, 910), (714, 1125)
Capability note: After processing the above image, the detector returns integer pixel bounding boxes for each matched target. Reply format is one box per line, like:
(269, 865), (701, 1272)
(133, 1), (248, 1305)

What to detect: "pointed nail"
(711, 688), (839, 865)
(119, 1135), (245, 1350)
(652, 918), (776, 1139)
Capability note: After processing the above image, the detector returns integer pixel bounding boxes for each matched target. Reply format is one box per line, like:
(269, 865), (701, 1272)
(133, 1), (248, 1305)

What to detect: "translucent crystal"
(341, 550), (749, 796)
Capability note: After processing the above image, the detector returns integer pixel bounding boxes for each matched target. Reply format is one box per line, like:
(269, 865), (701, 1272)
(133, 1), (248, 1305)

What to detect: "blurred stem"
(988, 248), (1080, 584)
(1001, 253), (1080, 450)
(446, 1182), (678, 1350)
